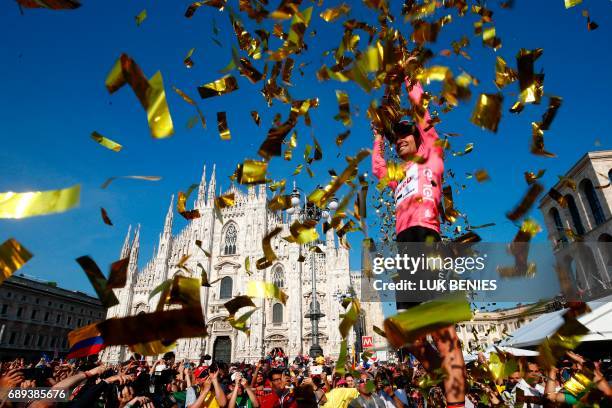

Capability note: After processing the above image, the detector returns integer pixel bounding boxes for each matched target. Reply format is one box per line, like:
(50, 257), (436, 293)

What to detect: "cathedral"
(103, 164), (384, 364)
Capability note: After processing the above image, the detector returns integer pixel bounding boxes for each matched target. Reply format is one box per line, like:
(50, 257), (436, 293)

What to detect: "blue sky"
(1, 0), (610, 299)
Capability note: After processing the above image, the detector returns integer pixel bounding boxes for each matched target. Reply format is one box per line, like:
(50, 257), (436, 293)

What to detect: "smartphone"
(310, 366), (323, 376)
(21, 368), (37, 380)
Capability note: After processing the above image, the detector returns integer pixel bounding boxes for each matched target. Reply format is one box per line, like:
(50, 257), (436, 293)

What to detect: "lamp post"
(286, 183), (338, 358)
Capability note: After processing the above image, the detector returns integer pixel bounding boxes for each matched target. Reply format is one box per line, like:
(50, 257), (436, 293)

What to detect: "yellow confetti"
(0, 238), (33, 285)
(197, 75), (239, 99)
(91, 131), (122, 152)
(0, 184), (80, 219)
(246, 281), (288, 305)
(217, 112), (231, 140)
(135, 9), (147, 26)
(470, 93), (503, 132)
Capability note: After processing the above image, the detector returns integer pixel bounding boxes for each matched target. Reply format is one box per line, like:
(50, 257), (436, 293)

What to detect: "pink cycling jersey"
(371, 79), (444, 234)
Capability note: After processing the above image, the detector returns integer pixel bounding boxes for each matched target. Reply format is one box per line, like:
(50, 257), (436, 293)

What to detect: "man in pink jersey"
(371, 76), (466, 407)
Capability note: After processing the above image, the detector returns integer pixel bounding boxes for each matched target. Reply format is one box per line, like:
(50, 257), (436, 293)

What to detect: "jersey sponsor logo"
(395, 165), (418, 206)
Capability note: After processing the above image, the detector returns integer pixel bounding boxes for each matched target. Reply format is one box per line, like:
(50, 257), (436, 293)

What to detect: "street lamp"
(286, 183), (336, 357)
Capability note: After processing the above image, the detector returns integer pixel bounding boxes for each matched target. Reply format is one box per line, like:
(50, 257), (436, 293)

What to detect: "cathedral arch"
(271, 264), (285, 288)
(219, 276), (233, 299)
(580, 178), (605, 227)
(272, 303), (283, 324)
(222, 222), (238, 255)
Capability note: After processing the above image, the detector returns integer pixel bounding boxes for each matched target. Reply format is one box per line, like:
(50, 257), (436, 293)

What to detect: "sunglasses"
(384, 121), (418, 143)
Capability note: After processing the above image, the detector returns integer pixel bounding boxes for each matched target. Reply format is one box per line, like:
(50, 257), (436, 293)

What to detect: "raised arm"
(405, 79), (439, 150)
(371, 128), (398, 191)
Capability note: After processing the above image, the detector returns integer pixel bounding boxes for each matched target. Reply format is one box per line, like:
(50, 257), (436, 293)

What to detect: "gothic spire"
(258, 182), (267, 201)
(196, 164), (207, 209)
(326, 225), (336, 249)
(207, 164), (216, 203)
(120, 224), (132, 259)
(129, 224), (141, 269)
(163, 194), (174, 235)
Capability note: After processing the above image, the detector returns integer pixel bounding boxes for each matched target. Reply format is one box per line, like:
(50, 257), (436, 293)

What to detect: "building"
(104, 164), (383, 364)
(349, 271), (387, 353)
(539, 150), (612, 300)
(456, 300), (562, 351)
(0, 274), (105, 361)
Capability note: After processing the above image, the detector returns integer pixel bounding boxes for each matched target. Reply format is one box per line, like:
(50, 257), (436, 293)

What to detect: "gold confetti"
(452, 142), (474, 157)
(530, 122), (556, 158)
(336, 130), (350, 147)
(416, 66), (451, 83)
(246, 281), (288, 304)
(333, 90), (351, 126)
(474, 169), (490, 182)
(91, 131), (122, 152)
(538, 315), (588, 369)
(308, 149), (370, 208)
(184, 0), (226, 17)
(494, 56), (518, 89)
(539, 96), (563, 130)
(76, 256), (120, 309)
(564, 0), (582, 8)
(250, 111), (261, 126)
(548, 188), (567, 208)
(563, 373), (591, 396)
(107, 257), (129, 289)
(227, 308), (258, 335)
(320, 3), (351, 22)
(268, 194), (292, 211)
(197, 75), (239, 99)
(506, 183), (544, 221)
(214, 193), (235, 210)
(284, 219), (319, 244)
(98, 307), (207, 346)
(235, 160), (268, 185)
(224, 295), (256, 317)
(184, 48), (195, 68)
(0, 238), (33, 285)
(384, 294), (472, 348)
(442, 185), (460, 223)
(177, 184), (201, 220)
(334, 340), (348, 375)
(101, 176), (161, 189)
(339, 298), (361, 339)
(373, 325), (386, 338)
(256, 226), (282, 269)
(524, 169), (546, 185)
(470, 93), (503, 132)
(135, 9), (147, 26)
(0, 184), (80, 219)
(217, 112), (231, 140)
(106, 54), (174, 139)
(130, 340), (176, 356)
(100, 207), (113, 226)
(583, 9), (598, 31)
(17, 0), (80, 9)
(281, 58), (295, 85)
(516, 48), (544, 104)
(244, 257), (253, 277)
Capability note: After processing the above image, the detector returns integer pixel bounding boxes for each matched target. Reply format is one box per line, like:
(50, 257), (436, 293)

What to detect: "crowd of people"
(1, 347), (610, 407)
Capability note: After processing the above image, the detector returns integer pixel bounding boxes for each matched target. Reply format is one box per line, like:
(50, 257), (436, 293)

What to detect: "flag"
(66, 323), (105, 359)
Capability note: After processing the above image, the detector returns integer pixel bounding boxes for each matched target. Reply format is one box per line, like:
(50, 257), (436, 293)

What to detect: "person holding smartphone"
(227, 372), (259, 408)
(185, 365), (227, 408)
